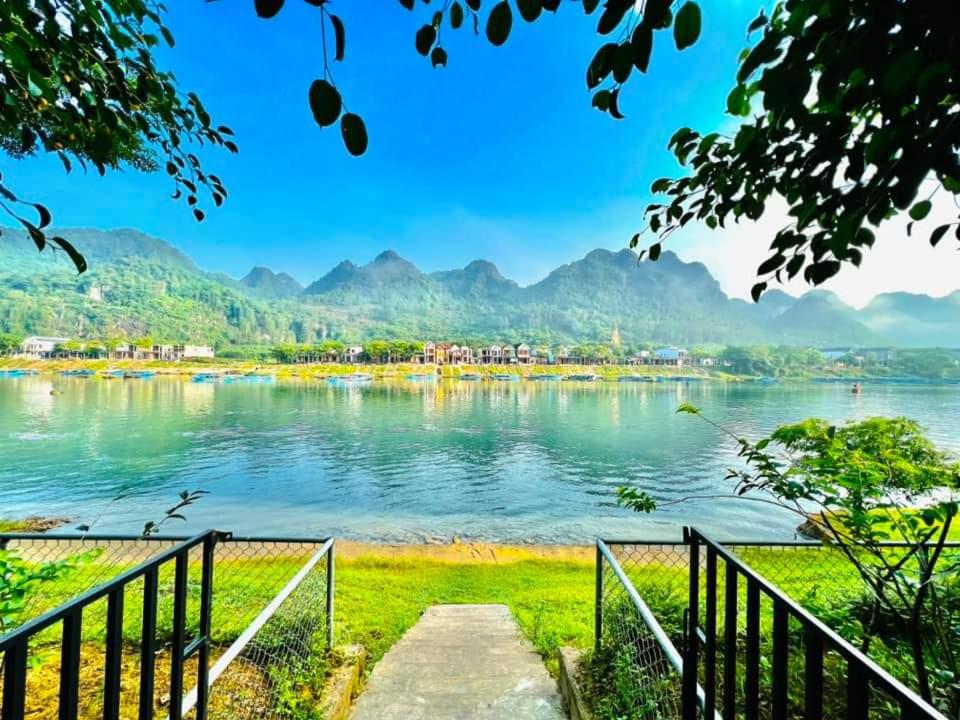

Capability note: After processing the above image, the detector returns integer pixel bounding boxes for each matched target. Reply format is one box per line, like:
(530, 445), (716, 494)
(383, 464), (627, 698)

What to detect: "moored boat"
(328, 373), (373, 387)
(223, 374), (275, 384)
(192, 373), (222, 383)
(0, 369), (36, 377)
(564, 373), (599, 381)
(123, 370), (156, 380)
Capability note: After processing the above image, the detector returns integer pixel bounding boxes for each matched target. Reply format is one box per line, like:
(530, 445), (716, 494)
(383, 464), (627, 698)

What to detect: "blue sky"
(9, 2), (766, 286)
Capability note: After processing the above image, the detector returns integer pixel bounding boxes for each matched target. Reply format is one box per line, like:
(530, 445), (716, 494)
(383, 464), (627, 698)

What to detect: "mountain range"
(1, 227), (958, 348)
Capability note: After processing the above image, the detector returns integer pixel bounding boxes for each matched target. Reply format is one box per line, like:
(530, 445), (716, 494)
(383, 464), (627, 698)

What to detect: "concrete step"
(350, 604), (566, 720)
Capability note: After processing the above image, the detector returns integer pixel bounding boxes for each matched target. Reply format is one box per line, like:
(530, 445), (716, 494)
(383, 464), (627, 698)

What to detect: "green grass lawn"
(10, 538), (949, 718)
(335, 555), (595, 674)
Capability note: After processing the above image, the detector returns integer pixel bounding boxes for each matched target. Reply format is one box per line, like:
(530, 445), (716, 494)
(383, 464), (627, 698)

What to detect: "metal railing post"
(3, 641), (28, 720)
(326, 540), (336, 649)
(103, 589), (124, 720)
(704, 545), (717, 718)
(139, 568), (159, 720)
(168, 552), (188, 720)
(595, 541), (603, 654)
(196, 532), (217, 720)
(682, 528), (700, 720)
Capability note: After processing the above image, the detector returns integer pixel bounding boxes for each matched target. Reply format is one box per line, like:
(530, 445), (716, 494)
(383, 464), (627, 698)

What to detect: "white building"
(653, 347), (688, 366)
(20, 336), (69, 359)
(180, 345), (215, 359)
(344, 345), (364, 363)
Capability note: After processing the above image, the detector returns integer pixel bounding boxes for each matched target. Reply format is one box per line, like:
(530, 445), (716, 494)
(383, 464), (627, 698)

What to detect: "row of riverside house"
(17, 336), (215, 360)
(417, 343), (710, 366)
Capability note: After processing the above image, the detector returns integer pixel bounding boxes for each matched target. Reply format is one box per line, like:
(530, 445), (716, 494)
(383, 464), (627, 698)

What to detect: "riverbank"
(0, 356), (929, 383)
(0, 356), (723, 380)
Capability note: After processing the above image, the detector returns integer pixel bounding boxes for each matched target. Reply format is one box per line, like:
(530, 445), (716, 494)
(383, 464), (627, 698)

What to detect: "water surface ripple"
(2, 377), (958, 542)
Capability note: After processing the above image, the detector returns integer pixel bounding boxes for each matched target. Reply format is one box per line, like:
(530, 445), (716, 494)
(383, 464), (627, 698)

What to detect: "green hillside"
(1, 227), (957, 348)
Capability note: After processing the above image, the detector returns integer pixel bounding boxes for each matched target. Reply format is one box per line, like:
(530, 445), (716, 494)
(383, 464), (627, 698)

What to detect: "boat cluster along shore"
(0, 365), (721, 386)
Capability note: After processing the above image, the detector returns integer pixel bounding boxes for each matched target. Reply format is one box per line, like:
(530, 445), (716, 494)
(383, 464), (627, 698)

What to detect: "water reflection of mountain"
(3, 378), (960, 541)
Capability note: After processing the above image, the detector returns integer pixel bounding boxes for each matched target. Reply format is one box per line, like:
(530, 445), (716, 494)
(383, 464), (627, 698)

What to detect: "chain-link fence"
(0, 533), (333, 720)
(598, 538), (960, 719)
(594, 541), (686, 720)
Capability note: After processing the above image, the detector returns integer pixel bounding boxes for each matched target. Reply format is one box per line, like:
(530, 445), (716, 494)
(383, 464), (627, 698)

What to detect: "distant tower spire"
(611, 321), (622, 348)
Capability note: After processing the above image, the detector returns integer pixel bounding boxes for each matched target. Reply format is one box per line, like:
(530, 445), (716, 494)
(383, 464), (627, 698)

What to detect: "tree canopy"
(1, 0), (957, 295)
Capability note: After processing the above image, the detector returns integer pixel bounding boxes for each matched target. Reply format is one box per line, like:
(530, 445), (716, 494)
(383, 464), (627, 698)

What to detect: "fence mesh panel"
(597, 546), (684, 720)
(0, 535), (332, 720)
(205, 542), (331, 720)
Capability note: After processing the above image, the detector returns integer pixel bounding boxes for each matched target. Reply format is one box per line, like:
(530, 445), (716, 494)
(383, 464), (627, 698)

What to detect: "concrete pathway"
(350, 604), (566, 720)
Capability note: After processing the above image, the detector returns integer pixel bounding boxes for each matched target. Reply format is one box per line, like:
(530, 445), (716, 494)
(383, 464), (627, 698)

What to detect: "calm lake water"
(2, 376), (959, 542)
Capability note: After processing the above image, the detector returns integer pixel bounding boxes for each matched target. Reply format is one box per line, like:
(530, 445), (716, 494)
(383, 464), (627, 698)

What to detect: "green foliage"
(641, 411), (960, 711)
(639, 0), (960, 295)
(0, 548), (97, 634)
(0, 1), (234, 269)
(0, 332), (22, 355)
(140, 489), (208, 537)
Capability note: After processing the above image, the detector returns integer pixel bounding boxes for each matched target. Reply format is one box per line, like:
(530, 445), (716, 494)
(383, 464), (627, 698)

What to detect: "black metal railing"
(0, 531), (335, 720)
(1, 530), (219, 720)
(683, 528), (946, 720)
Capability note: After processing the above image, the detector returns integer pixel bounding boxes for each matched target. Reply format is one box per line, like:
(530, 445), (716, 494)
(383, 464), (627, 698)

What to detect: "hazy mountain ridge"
(0, 227), (957, 347)
(240, 266), (304, 298)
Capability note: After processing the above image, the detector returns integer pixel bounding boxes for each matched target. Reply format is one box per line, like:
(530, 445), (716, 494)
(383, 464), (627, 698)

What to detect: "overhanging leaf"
(330, 14), (345, 61)
(909, 200), (932, 221)
(631, 23), (653, 73)
(930, 224), (949, 247)
(51, 236), (87, 273)
(450, 2), (464, 28)
(673, 2), (701, 50)
(486, 2), (512, 46)
(415, 24), (437, 55)
(308, 79), (341, 127)
(254, 0), (285, 19)
(341, 113), (368, 156)
(517, 0), (542, 22)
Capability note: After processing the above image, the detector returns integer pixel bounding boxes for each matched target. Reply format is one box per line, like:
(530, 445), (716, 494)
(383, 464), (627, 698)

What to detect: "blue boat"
(491, 373), (517, 381)
(61, 369), (96, 377)
(530, 374), (561, 381)
(618, 375), (653, 383)
(0, 369), (35, 378)
(405, 374), (436, 382)
(223, 374), (275, 384)
(123, 370), (156, 380)
(459, 373), (482, 381)
(192, 373), (222, 383)
(328, 373), (373, 387)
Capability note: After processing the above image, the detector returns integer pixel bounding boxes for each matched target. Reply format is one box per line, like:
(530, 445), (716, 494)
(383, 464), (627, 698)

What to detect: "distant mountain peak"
(463, 259), (505, 277)
(10, 228), (959, 347)
(239, 265), (303, 298)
